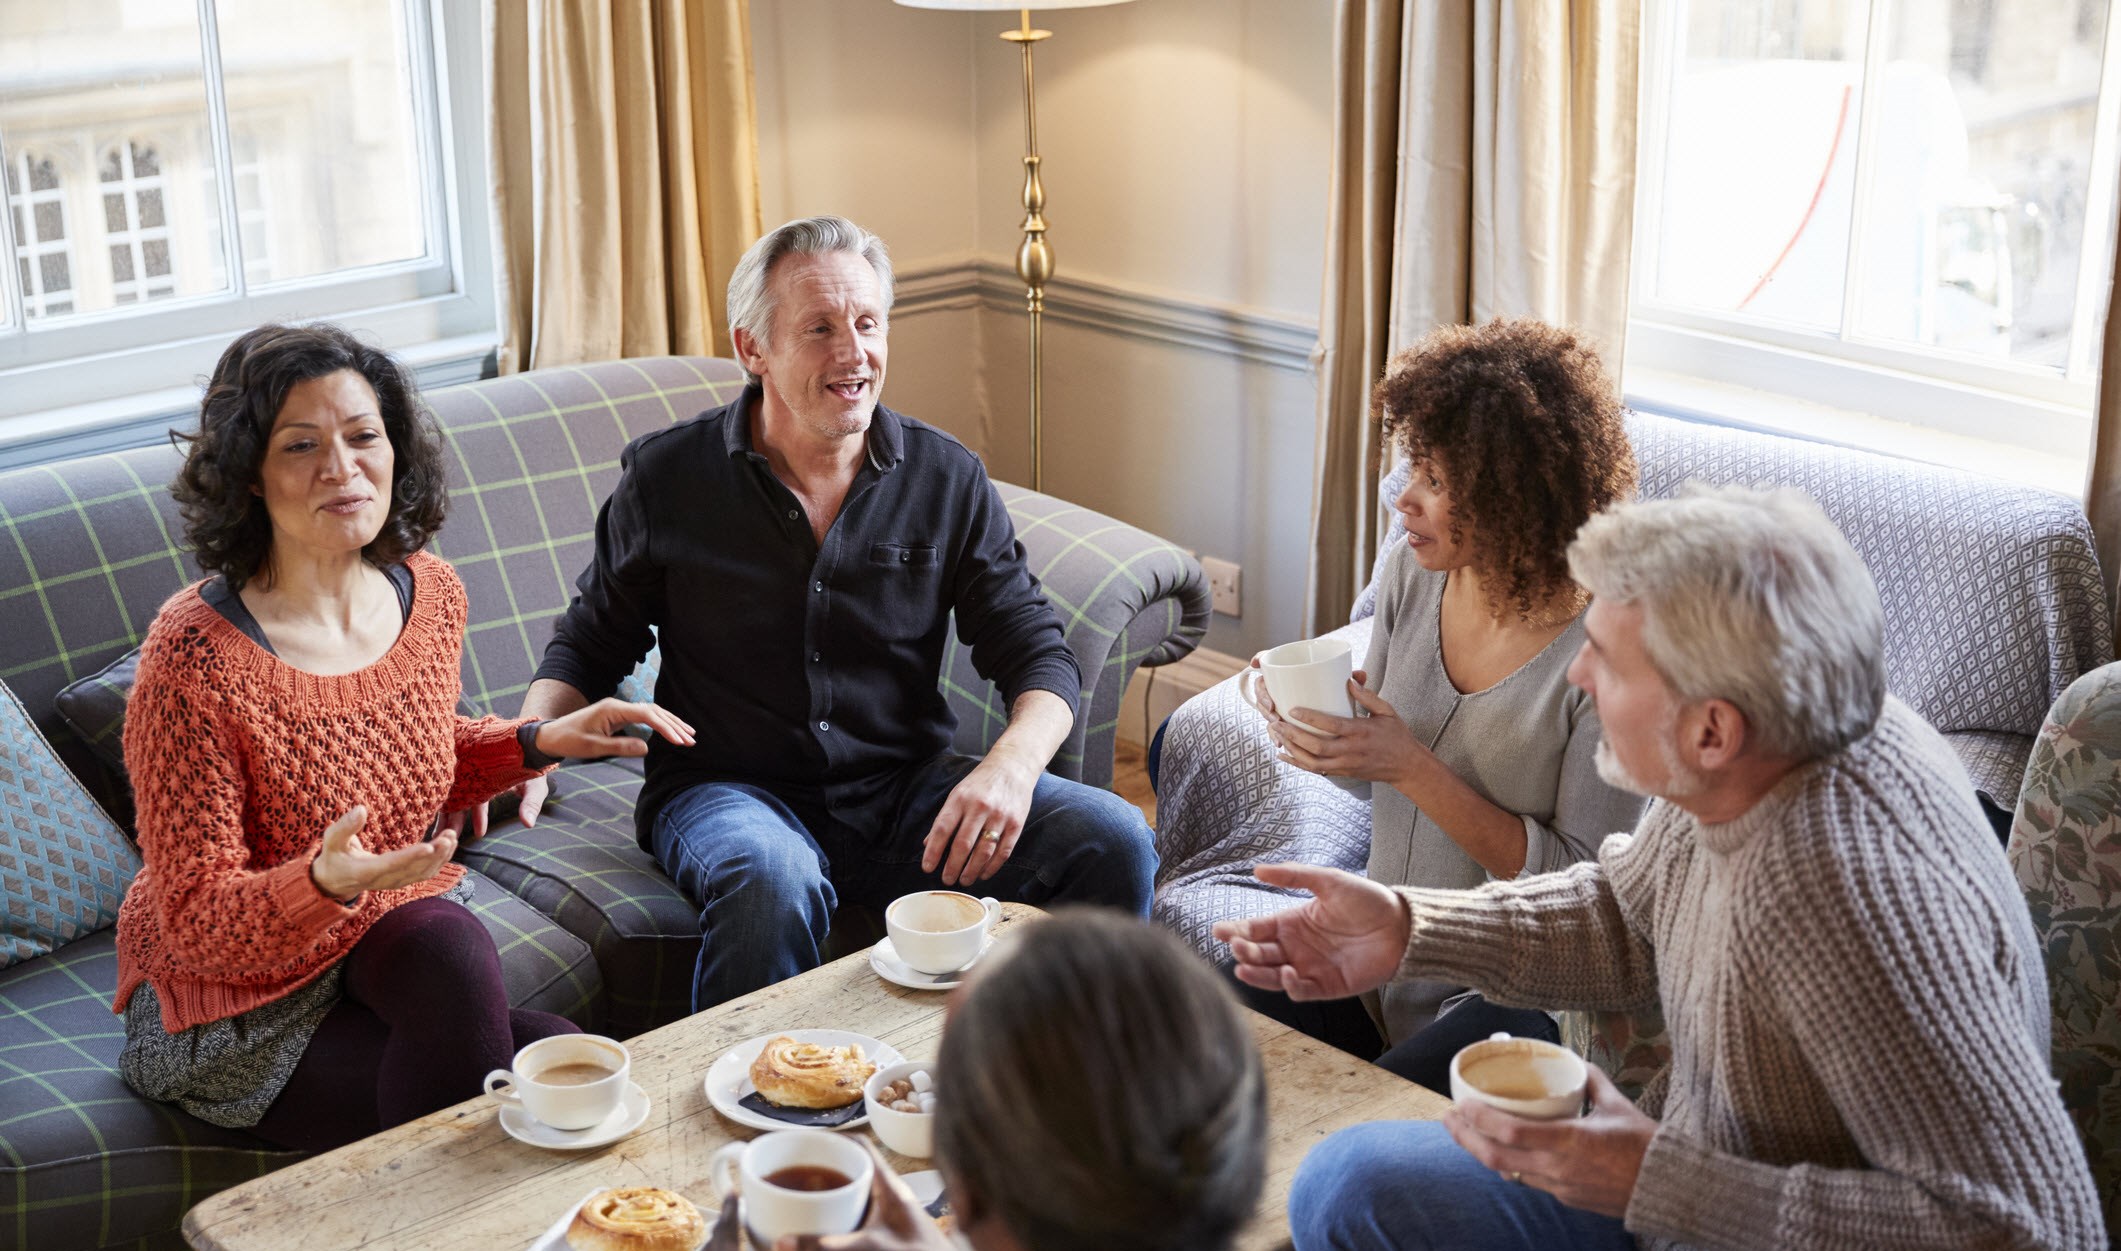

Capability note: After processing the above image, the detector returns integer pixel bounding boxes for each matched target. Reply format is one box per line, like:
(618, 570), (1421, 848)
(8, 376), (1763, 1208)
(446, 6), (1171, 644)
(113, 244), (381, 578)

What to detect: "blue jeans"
(1290, 1121), (1637, 1251)
(651, 753), (1157, 1011)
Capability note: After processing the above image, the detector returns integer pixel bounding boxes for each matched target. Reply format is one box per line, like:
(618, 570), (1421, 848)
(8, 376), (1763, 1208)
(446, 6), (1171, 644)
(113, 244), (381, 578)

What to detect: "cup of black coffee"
(708, 1128), (872, 1241)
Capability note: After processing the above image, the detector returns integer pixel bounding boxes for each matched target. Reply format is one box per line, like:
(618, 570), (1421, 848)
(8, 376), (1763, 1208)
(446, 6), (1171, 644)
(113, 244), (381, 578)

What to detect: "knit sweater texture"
(113, 551), (546, 1033)
(1393, 696), (2104, 1250)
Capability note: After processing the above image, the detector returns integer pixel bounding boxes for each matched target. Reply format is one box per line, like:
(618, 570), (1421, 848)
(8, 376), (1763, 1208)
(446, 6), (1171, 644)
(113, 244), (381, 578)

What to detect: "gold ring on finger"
(979, 829), (1001, 844)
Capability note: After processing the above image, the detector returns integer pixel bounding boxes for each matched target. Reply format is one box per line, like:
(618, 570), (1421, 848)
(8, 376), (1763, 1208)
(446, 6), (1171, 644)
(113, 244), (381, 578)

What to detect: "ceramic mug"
(709, 1128), (874, 1243)
(1448, 1032), (1588, 1121)
(885, 890), (1002, 975)
(1240, 638), (1355, 732)
(482, 1033), (630, 1130)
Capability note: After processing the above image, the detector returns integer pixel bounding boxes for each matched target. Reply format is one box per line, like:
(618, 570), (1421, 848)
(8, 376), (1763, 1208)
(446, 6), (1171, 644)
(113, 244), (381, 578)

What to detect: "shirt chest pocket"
(869, 542), (940, 569)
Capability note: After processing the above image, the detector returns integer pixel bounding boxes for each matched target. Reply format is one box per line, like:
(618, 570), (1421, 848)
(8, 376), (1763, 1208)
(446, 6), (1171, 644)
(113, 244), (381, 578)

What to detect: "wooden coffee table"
(183, 904), (1448, 1251)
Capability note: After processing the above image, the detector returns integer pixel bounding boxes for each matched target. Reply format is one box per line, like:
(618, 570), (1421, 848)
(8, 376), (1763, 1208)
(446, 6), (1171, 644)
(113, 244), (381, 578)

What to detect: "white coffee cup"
(1448, 1032), (1587, 1121)
(886, 890), (1002, 975)
(709, 1128), (874, 1243)
(1240, 638), (1355, 731)
(482, 1033), (630, 1130)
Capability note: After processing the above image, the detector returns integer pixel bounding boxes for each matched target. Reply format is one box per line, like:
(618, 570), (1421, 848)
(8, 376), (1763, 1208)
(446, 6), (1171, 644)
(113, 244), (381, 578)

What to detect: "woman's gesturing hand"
(308, 805), (456, 902)
(533, 699), (696, 760)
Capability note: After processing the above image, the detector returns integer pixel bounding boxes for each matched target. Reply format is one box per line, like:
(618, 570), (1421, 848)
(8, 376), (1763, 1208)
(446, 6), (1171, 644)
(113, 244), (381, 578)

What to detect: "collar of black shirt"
(723, 382), (905, 474)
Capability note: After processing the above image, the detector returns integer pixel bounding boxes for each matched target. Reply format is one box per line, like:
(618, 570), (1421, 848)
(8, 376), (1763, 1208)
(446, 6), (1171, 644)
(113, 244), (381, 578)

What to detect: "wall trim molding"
(895, 257), (1317, 374)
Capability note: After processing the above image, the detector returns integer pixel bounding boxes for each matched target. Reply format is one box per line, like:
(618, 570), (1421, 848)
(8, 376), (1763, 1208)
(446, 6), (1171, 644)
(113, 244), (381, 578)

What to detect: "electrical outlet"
(1202, 556), (1242, 617)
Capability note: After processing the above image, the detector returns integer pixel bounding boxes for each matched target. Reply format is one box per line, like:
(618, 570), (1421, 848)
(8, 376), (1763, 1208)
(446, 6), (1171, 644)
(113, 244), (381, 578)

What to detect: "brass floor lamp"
(893, 0), (1136, 491)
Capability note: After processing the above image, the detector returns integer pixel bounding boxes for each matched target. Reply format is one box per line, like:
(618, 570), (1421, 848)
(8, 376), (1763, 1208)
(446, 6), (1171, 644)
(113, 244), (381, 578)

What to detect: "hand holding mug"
(1240, 639), (1355, 746)
(309, 805), (456, 902)
(773, 1141), (954, 1251)
(1273, 676), (1432, 784)
(1443, 1063), (1656, 1219)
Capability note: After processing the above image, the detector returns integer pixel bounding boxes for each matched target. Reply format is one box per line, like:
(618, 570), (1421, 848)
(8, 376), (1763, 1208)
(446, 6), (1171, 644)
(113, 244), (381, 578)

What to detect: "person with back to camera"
(774, 909), (1267, 1251)
(1230, 318), (1647, 1093)
(112, 323), (692, 1151)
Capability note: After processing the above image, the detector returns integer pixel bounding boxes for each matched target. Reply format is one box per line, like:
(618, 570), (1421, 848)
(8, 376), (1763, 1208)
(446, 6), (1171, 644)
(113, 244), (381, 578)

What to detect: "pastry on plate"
(749, 1035), (877, 1109)
(566, 1187), (708, 1251)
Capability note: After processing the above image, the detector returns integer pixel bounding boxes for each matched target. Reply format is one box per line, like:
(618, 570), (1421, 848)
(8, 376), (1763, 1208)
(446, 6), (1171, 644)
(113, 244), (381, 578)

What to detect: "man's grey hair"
(725, 215), (894, 385)
(1568, 483), (1886, 761)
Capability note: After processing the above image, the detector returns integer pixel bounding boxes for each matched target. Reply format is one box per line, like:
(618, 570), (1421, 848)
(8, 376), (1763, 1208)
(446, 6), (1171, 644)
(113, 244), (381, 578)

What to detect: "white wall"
(752, 0), (1336, 660)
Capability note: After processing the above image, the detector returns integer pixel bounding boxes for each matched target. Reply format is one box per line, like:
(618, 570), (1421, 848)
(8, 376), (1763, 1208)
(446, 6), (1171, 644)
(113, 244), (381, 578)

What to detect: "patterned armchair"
(2008, 662), (2121, 1234)
(1155, 410), (2110, 1099)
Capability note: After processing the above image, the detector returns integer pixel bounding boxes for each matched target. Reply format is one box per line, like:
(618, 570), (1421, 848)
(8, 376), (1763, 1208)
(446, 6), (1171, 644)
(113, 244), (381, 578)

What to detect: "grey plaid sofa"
(0, 356), (1208, 1251)
(1155, 410), (2111, 1091)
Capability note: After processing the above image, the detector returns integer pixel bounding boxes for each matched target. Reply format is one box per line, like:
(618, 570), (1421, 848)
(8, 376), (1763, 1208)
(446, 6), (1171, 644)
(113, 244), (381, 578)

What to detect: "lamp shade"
(893, 1), (1133, 9)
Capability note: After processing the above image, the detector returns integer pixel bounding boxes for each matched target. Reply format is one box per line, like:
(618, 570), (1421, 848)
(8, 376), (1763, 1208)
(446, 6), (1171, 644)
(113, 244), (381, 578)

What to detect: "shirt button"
(819, 720), (830, 732)
(787, 509), (799, 521)
(900, 551), (910, 562)
(813, 580), (823, 592)
(811, 652), (822, 663)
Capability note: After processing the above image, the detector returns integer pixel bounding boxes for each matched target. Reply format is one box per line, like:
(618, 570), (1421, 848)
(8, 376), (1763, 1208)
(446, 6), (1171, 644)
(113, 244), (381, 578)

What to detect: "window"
(7, 151), (73, 318)
(1628, 0), (2119, 487)
(0, 0), (492, 447)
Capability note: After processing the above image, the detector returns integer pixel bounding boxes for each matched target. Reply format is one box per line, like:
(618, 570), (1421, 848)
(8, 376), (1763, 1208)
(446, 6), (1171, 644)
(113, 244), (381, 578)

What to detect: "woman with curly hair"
(112, 323), (693, 1150)
(1238, 318), (1646, 1093)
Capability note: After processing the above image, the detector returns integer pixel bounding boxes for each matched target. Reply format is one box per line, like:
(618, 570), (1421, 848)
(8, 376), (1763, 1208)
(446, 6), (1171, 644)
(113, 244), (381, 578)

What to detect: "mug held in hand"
(1241, 638), (1356, 731)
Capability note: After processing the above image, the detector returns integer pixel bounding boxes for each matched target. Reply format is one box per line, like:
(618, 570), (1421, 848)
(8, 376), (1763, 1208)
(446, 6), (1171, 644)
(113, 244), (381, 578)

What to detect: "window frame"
(0, 0), (494, 461)
(1624, 0), (2121, 473)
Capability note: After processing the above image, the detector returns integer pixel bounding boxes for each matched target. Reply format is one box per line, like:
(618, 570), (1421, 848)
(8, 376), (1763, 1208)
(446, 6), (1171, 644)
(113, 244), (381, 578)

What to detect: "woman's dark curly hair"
(1375, 318), (1637, 622)
(171, 323), (448, 590)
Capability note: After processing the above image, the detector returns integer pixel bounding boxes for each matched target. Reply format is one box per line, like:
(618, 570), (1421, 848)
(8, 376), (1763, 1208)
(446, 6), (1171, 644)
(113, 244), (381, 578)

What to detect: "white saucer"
(703, 1029), (906, 1132)
(498, 1081), (651, 1150)
(870, 936), (993, 990)
(898, 1171), (974, 1250)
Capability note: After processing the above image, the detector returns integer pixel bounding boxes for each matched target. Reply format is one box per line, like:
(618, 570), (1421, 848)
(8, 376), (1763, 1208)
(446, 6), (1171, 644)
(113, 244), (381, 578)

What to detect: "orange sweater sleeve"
(446, 713), (551, 812)
(123, 630), (353, 983)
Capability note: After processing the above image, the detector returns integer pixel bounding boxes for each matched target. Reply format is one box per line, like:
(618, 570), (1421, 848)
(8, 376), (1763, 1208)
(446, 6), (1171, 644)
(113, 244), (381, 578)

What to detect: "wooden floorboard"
(1113, 738), (1156, 828)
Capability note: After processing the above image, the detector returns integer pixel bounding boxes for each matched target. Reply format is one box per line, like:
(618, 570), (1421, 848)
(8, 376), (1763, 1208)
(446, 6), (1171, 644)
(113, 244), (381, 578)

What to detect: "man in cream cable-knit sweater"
(1219, 485), (2104, 1250)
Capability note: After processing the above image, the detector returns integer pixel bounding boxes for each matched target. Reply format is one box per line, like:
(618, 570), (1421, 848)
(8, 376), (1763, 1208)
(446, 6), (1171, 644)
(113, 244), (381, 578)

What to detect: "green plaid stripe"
(458, 760), (698, 1039)
(944, 484), (1208, 788)
(0, 930), (297, 1251)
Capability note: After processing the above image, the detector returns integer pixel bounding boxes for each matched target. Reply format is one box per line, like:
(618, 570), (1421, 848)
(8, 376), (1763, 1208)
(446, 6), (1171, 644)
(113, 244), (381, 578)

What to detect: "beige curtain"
(2087, 239), (2121, 643)
(488, 0), (763, 374)
(1304, 0), (1642, 632)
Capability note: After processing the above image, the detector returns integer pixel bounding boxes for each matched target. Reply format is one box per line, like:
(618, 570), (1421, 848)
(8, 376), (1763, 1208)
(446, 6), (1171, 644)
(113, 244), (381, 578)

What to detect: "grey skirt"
(119, 877), (473, 1129)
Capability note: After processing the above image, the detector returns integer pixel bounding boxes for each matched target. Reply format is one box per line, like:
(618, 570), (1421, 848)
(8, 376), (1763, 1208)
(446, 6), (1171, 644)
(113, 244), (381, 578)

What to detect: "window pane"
(1851, 0), (2112, 367)
(1644, 0), (1870, 329)
(0, 1), (231, 321)
(218, 0), (429, 284)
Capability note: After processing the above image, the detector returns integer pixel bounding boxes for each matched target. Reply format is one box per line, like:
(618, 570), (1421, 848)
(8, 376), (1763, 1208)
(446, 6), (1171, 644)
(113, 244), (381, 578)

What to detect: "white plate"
(897, 1171), (974, 1251)
(527, 1187), (726, 1251)
(498, 1081), (651, 1150)
(703, 1030), (905, 1132)
(869, 936), (993, 990)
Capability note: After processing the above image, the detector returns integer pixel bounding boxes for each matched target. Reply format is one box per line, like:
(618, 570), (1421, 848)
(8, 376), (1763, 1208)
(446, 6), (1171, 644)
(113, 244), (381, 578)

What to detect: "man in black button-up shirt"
(514, 217), (1156, 1011)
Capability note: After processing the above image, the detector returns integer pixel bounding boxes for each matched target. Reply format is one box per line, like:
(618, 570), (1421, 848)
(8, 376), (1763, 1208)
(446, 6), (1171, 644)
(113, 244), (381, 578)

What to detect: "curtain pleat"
(488, 0), (762, 375)
(1304, 0), (1639, 633)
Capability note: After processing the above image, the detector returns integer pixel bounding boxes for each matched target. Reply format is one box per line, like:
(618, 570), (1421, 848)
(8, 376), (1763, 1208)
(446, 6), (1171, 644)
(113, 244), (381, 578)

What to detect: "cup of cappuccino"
(886, 890), (1001, 975)
(1240, 638), (1355, 731)
(482, 1033), (630, 1129)
(1449, 1032), (1587, 1121)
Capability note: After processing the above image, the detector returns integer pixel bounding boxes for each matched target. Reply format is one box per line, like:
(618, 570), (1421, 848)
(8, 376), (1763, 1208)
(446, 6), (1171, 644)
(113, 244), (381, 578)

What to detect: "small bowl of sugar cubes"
(863, 1061), (937, 1158)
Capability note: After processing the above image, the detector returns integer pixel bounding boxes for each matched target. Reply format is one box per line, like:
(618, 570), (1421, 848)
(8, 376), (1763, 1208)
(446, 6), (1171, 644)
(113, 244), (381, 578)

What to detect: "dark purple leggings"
(253, 896), (577, 1152)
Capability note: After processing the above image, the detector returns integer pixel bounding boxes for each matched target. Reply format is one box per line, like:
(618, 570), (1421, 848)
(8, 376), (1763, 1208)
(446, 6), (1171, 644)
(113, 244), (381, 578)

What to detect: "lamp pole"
(1003, 8), (1054, 491)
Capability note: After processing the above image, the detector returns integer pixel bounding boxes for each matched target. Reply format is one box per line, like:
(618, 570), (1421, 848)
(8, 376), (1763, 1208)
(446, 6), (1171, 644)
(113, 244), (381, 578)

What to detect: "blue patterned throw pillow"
(0, 678), (141, 968)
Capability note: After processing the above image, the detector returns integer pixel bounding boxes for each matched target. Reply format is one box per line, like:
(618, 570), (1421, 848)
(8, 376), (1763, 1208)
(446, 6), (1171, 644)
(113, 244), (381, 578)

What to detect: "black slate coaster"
(738, 1091), (866, 1127)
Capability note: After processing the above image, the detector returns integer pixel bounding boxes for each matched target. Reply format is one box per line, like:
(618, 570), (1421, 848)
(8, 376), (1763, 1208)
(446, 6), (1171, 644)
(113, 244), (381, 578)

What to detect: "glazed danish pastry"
(748, 1035), (876, 1109)
(565, 1187), (708, 1251)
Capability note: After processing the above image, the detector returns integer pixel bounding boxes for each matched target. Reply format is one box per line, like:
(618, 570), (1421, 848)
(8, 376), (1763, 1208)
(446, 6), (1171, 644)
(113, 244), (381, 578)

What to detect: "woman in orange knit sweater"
(112, 323), (693, 1151)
